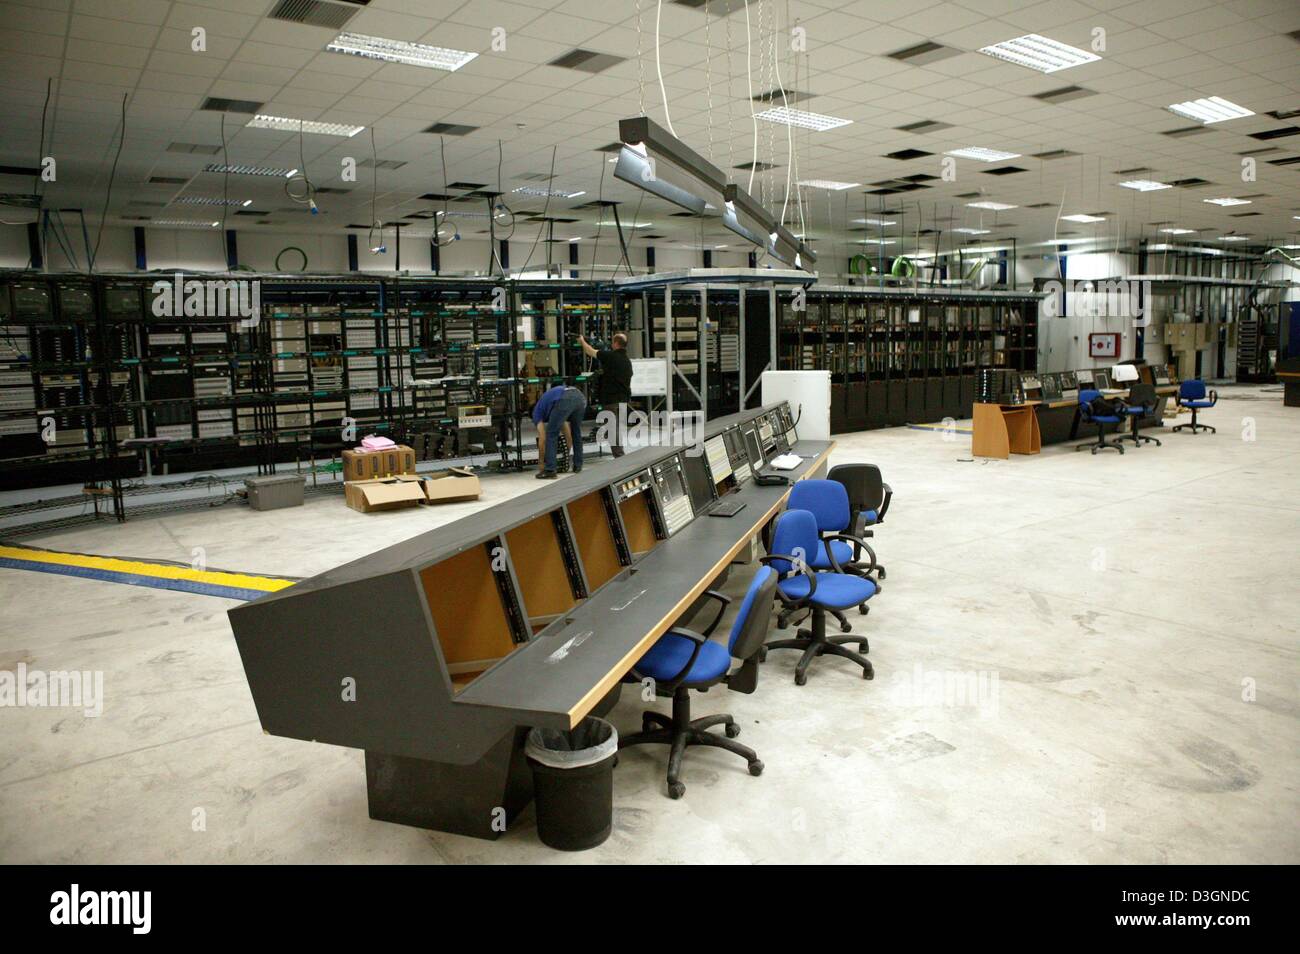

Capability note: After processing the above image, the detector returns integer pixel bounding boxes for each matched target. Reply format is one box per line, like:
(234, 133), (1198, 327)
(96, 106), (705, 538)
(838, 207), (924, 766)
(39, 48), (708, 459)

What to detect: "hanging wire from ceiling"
(635, 0), (646, 117)
(284, 120), (317, 214)
(517, 143), (557, 275)
(772, 2), (794, 231)
(654, 0), (676, 136)
(432, 135), (459, 248)
(589, 154), (607, 281)
(743, 0), (758, 192)
(219, 112), (230, 248)
(704, 0), (714, 163)
(90, 92), (128, 273)
(367, 125), (385, 253)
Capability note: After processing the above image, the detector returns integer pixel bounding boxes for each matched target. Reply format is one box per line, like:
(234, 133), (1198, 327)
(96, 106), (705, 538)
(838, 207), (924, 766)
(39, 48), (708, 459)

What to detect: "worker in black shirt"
(579, 331), (633, 457)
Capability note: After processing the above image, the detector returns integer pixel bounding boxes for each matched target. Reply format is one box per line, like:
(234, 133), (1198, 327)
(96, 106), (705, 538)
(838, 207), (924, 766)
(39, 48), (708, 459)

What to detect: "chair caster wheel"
(795, 672), (808, 686)
(859, 603), (869, 616)
(612, 755), (619, 769)
(839, 620), (852, 633)
(668, 781), (685, 799)
(757, 647), (768, 663)
(776, 619), (788, 630)
(859, 642), (869, 653)
(878, 568), (887, 580)
(725, 723), (740, 739)
(748, 760), (764, 777)
(863, 668), (874, 681)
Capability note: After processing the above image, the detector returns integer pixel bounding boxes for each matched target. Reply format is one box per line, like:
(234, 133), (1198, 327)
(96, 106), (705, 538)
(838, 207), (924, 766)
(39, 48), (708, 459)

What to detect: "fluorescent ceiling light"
(247, 114), (364, 137)
(204, 163), (296, 177)
(1203, 197), (1251, 206)
(596, 216), (653, 229)
(722, 183), (776, 248)
(952, 227), (991, 234)
(615, 115), (725, 216)
(853, 217), (896, 226)
(797, 179), (860, 190)
(966, 201), (1016, 211)
(946, 147), (1022, 162)
(857, 239), (896, 245)
(1118, 179), (1171, 191)
(150, 219), (221, 228)
(174, 196), (249, 207)
(978, 34), (1101, 73)
(326, 33), (477, 72)
(512, 186), (586, 198)
(1160, 227), (1196, 234)
(755, 107), (852, 131)
(1167, 96), (1253, 125)
(1217, 235), (1250, 242)
(1060, 213), (1106, 223)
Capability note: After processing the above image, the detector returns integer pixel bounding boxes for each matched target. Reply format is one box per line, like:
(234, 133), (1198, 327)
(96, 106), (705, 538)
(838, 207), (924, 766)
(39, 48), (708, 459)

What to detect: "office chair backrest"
(1179, 379), (1207, 400)
(827, 463), (885, 518)
(728, 567), (778, 660)
(768, 508), (818, 575)
(1078, 388), (1101, 405)
(1128, 382), (1157, 410)
(788, 479), (850, 534)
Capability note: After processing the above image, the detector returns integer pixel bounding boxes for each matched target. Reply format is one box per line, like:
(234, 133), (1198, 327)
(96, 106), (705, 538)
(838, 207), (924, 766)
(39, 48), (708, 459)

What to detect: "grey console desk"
(227, 402), (832, 839)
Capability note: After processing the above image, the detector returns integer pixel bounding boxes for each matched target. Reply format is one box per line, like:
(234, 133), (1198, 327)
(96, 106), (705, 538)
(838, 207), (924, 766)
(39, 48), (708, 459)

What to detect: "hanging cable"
(219, 112), (230, 248)
(518, 144), (558, 275)
(367, 126), (385, 253)
(90, 92), (128, 273)
(743, 0), (758, 191)
(284, 120), (317, 214)
(654, 0), (675, 135)
(773, 4), (794, 229)
(635, 0), (646, 116)
(432, 135), (460, 248)
(589, 154), (607, 281)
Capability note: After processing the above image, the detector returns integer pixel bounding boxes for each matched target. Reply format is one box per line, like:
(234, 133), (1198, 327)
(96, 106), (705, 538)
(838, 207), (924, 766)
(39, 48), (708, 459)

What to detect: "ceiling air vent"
(886, 42), (960, 65)
(883, 148), (932, 160)
(200, 97), (263, 114)
(167, 142), (221, 155)
(424, 123), (477, 136)
(1032, 86), (1095, 104)
(148, 176), (190, 185)
(0, 164), (42, 177)
(357, 158), (407, 170)
(752, 88), (812, 105)
(1249, 126), (1300, 140)
(896, 120), (952, 133)
(1163, 126), (1208, 138)
(734, 161), (777, 171)
(268, 0), (367, 30)
(1267, 155), (1300, 166)
(549, 49), (626, 73)
(1031, 149), (1077, 160)
(982, 166), (1027, 176)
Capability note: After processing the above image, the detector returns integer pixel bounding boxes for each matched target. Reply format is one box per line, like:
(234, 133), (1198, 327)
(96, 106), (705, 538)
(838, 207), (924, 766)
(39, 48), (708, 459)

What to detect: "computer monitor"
(681, 450), (715, 513)
(744, 427), (765, 471)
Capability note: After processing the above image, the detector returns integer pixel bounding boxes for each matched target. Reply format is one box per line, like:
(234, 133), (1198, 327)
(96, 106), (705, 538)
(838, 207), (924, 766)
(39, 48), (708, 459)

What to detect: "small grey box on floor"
(244, 474), (305, 511)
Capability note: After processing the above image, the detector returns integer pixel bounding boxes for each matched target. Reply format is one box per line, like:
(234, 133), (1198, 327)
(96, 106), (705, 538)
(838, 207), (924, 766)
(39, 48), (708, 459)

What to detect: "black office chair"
(827, 463), (892, 580)
(619, 566), (777, 799)
(1119, 383), (1162, 447)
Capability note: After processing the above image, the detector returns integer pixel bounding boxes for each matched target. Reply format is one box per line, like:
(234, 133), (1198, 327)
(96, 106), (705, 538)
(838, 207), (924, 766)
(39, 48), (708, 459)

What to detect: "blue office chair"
(620, 566), (777, 799)
(1173, 379), (1217, 434)
(760, 509), (878, 685)
(1076, 388), (1126, 454)
(828, 463), (892, 580)
(1119, 382), (1162, 447)
(778, 479), (880, 634)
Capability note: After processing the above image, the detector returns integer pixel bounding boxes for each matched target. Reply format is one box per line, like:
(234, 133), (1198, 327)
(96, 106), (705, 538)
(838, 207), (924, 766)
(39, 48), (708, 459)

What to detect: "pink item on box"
(360, 435), (396, 451)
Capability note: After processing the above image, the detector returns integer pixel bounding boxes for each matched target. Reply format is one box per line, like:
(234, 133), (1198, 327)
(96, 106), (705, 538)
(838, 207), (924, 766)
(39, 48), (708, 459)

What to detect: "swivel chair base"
(1119, 420), (1162, 447)
(1172, 420), (1215, 434)
(1075, 437), (1124, 454)
(762, 608), (873, 685)
(619, 686), (763, 799)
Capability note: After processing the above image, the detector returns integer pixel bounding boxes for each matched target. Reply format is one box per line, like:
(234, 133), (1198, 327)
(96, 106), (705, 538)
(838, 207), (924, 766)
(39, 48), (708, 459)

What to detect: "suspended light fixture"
(614, 116), (726, 216)
(722, 182), (775, 247)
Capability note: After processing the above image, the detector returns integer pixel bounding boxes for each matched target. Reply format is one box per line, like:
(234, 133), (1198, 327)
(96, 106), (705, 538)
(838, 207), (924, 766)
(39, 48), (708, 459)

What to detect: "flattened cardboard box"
(345, 475), (427, 513)
(342, 445), (416, 482)
(421, 467), (481, 504)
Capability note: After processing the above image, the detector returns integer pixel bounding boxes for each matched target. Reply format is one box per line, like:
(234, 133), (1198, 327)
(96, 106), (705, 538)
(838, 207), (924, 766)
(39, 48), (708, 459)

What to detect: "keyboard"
(768, 453), (802, 471)
(710, 498), (747, 517)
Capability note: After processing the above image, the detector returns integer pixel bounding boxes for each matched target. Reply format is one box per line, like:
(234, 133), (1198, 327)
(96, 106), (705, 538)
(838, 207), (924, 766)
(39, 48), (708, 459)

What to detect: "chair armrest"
(758, 553), (818, 607)
(1209, 390), (1219, 405)
(823, 532), (880, 577)
(697, 589), (732, 637)
(879, 484), (893, 522)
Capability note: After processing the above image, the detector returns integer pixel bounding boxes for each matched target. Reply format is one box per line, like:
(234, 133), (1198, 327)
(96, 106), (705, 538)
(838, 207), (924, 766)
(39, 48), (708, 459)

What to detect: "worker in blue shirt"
(532, 384), (588, 479)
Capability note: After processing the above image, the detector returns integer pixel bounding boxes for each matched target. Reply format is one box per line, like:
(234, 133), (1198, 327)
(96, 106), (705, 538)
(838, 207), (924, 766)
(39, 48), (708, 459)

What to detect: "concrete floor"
(1, 385), (1297, 864)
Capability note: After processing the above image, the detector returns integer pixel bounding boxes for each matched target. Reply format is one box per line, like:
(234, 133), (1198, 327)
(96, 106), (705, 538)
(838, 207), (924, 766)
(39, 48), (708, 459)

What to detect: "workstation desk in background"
(228, 402), (830, 839)
(972, 385), (1178, 458)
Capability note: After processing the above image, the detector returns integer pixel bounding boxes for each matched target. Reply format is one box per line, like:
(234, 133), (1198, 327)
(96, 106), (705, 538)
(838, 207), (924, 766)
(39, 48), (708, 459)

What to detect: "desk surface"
(457, 439), (835, 728)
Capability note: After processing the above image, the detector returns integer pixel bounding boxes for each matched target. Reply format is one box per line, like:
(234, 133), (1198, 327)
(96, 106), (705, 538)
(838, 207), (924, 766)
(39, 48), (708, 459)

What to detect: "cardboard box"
(420, 467), (481, 504)
(344, 475), (427, 513)
(342, 444), (416, 482)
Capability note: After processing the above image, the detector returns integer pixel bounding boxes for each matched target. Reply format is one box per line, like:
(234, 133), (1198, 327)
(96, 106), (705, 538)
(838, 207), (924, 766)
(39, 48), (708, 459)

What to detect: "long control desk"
(227, 402), (831, 839)
(973, 385), (1178, 458)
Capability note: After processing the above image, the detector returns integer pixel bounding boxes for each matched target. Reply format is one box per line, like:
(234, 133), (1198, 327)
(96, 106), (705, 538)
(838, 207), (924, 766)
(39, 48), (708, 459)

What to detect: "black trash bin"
(525, 717), (617, 851)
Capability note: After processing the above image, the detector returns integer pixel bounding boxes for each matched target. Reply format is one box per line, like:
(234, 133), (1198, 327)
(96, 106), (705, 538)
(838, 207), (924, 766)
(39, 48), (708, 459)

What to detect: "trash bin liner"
(526, 717), (617, 851)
